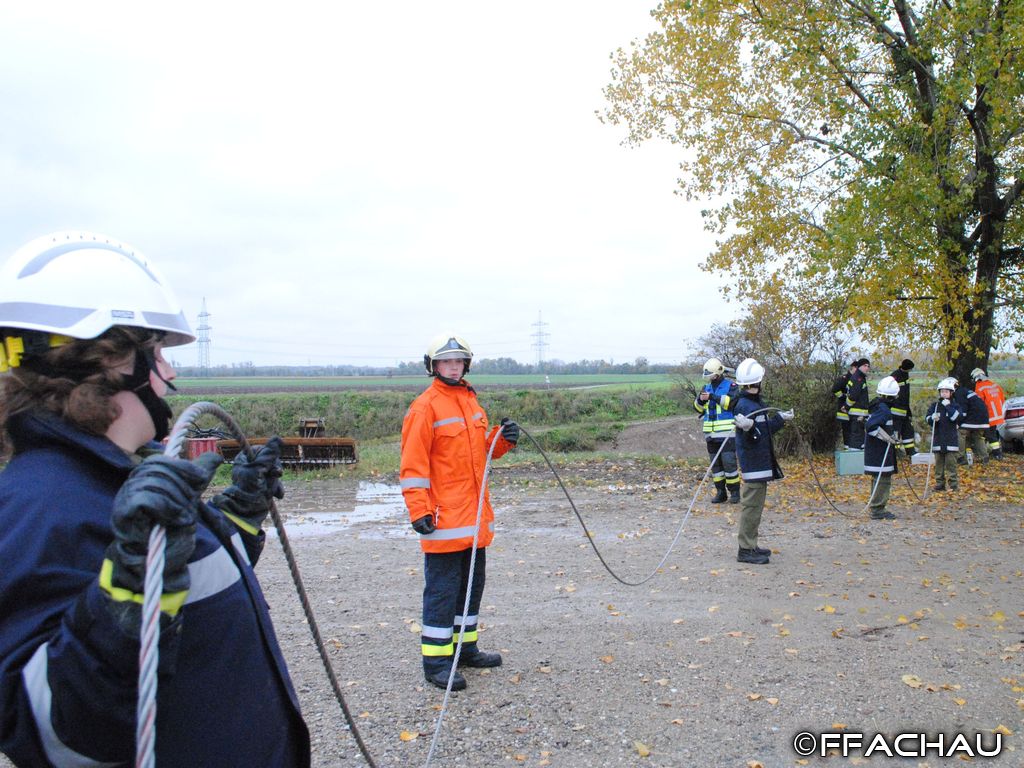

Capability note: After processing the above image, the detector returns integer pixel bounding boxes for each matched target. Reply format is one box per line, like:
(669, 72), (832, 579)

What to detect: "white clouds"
(0, 1), (737, 366)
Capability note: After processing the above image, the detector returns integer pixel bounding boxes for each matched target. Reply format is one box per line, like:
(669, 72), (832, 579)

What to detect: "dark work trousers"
(848, 416), (866, 449)
(705, 437), (739, 488)
(421, 548), (486, 675)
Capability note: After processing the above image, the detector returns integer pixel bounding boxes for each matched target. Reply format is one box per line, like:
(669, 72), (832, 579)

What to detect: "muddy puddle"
(269, 481), (408, 539)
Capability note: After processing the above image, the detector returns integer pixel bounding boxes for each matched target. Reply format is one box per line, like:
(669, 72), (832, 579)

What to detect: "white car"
(998, 395), (1024, 451)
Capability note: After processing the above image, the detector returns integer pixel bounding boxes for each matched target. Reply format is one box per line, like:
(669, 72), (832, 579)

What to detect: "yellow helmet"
(423, 333), (473, 374)
(703, 357), (726, 378)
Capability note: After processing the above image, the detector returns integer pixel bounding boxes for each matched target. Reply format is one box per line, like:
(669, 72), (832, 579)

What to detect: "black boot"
(710, 480), (728, 504)
(728, 484), (741, 504)
(457, 645), (502, 668)
(753, 545), (770, 556)
(424, 665), (466, 690)
(737, 547), (769, 565)
(993, 448), (1004, 460)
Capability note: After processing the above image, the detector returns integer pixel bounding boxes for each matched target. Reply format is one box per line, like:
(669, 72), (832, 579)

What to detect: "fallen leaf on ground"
(634, 741), (651, 757)
(399, 731), (418, 742)
(902, 674), (923, 688)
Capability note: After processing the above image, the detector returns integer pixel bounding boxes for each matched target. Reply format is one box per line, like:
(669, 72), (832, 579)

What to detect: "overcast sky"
(0, 1), (734, 368)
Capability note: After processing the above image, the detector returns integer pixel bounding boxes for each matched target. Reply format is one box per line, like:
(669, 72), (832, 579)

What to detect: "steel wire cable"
(140, 402), (379, 768)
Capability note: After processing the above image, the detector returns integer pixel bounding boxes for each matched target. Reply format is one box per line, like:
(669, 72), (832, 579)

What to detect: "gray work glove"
(105, 453), (223, 597)
(412, 515), (436, 535)
(941, 399), (951, 406)
(779, 409), (795, 421)
(734, 413), (754, 431)
(878, 430), (899, 446)
(500, 417), (520, 444)
(212, 437), (285, 532)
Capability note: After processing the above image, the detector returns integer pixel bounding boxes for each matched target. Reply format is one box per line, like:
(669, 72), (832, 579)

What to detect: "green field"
(174, 373), (677, 393)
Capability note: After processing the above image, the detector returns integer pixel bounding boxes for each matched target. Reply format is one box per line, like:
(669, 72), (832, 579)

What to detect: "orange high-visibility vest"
(975, 379), (1006, 427)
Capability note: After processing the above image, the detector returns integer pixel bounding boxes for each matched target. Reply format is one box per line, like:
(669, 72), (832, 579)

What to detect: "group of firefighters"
(832, 357), (1008, 462)
(693, 354), (1014, 563)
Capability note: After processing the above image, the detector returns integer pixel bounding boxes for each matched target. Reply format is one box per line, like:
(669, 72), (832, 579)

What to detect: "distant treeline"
(173, 356), (679, 378)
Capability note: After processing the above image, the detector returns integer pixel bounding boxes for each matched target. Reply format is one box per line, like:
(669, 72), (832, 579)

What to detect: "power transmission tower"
(196, 298), (212, 375)
(531, 311), (549, 369)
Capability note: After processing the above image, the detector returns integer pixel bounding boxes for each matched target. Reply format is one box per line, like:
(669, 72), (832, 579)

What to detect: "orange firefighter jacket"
(975, 378), (1006, 427)
(400, 378), (514, 553)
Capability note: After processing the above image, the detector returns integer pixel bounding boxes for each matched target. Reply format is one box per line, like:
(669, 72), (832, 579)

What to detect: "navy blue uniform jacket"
(0, 411), (310, 767)
(864, 400), (897, 475)
(926, 400), (962, 451)
(733, 392), (785, 483)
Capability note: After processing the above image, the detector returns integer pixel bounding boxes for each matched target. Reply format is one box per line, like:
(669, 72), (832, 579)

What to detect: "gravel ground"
(260, 452), (1023, 768)
(3, 420), (1021, 768)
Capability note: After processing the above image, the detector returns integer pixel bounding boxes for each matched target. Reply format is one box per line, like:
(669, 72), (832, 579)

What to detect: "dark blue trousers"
(421, 548), (486, 674)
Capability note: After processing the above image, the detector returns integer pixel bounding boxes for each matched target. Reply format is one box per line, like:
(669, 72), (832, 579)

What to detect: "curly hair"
(0, 327), (159, 455)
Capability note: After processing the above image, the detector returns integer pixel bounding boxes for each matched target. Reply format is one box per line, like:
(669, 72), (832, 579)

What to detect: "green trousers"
(866, 472), (892, 515)
(737, 482), (767, 550)
(934, 450), (959, 487)
(961, 429), (989, 462)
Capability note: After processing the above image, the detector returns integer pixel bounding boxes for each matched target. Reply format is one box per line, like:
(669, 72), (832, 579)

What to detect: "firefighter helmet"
(937, 377), (958, 391)
(734, 358), (765, 386)
(423, 333), (473, 374)
(876, 375), (900, 397)
(0, 231), (194, 347)
(702, 357), (725, 378)
(970, 367), (986, 381)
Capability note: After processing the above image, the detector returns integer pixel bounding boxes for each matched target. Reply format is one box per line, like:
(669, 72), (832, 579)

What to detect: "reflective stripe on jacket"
(401, 378), (513, 553)
(733, 392), (785, 483)
(0, 411), (310, 768)
(926, 400), (961, 451)
(864, 401), (897, 475)
(890, 369), (911, 417)
(975, 379), (1006, 427)
(846, 371), (869, 417)
(693, 379), (737, 436)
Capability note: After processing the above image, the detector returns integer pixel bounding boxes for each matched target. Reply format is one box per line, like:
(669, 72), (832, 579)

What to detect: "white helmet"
(937, 377), (958, 391)
(702, 357), (725, 378)
(423, 333), (473, 374)
(734, 357), (765, 386)
(0, 231), (194, 347)
(876, 375), (900, 397)
(970, 367), (986, 381)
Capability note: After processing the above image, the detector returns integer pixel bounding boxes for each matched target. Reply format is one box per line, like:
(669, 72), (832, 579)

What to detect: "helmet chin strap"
(122, 347), (175, 442)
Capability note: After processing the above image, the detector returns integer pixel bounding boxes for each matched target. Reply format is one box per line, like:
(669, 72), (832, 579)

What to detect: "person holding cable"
(864, 376), (901, 520)
(693, 357), (741, 504)
(401, 333), (519, 691)
(732, 358), (793, 565)
(926, 377), (963, 492)
(0, 232), (310, 767)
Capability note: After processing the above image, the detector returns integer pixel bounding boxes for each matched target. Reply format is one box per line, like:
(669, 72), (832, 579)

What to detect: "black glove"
(105, 452), (223, 599)
(500, 417), (520, 444)
(412, 515), (436, 535)
(212, 437), (285, 533)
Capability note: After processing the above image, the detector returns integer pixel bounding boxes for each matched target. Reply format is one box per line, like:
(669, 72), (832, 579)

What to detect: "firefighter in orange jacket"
(972, 368), (1006, 460)
(401, 334), (519, 691)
